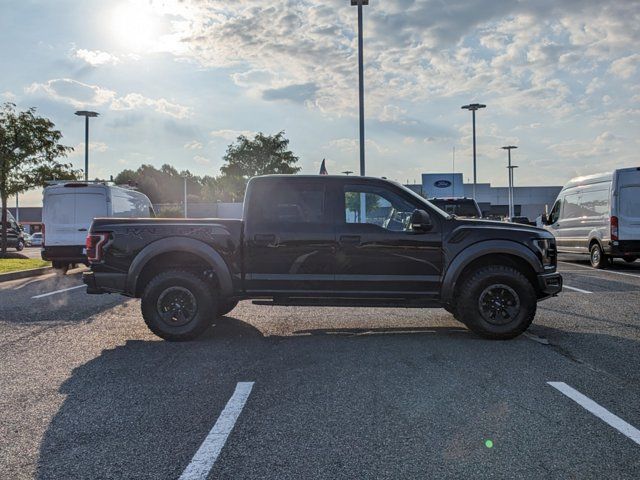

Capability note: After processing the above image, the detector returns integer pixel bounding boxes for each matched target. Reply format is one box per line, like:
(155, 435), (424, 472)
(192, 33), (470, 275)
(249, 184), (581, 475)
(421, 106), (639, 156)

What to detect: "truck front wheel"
(456, 265), (536, 340)
(141, 270), (215, 341)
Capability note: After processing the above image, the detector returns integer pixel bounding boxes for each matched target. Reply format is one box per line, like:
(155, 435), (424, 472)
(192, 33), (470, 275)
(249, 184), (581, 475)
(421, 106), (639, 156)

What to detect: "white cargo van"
(542, 167), (640, 268)
(42, 182), (154, 269)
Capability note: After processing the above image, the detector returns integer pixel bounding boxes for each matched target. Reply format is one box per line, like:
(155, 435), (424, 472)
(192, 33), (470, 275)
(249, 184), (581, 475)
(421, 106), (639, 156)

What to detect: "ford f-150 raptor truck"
(83, 175), (562, 341)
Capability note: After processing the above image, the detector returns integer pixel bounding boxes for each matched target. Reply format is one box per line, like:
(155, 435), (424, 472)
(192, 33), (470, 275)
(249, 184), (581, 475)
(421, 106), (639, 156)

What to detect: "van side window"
(580, 189), (609, 216)
(561, 193), (581, 219)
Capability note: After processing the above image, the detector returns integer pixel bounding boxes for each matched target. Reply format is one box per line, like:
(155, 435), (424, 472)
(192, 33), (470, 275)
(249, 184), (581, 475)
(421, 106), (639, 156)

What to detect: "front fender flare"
(126, 237), (233, 297)
(441, 240), (542, 305)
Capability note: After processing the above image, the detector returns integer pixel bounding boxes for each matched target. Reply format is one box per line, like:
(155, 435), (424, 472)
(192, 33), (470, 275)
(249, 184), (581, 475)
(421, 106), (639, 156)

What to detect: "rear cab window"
(248, 180), (328, 225)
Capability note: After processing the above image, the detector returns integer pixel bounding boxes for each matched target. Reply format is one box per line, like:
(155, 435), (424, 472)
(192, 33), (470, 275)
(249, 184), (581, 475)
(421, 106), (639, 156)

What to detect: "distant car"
(2, 210), (25, 251)
(507, 216), (534, 226)
(23, 233), (33, 247)
(30, 232), (43, 247)
(428, 197), (482, 218)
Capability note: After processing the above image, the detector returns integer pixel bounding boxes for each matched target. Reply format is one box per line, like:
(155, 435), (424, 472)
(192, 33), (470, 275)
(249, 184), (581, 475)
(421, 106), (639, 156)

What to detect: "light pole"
(502, 145), (518, 219)
(183, 177), (188, 218)
(461, 103), (486, 200)
(74, 110), (99, 181)
(351, 0), (368, 177)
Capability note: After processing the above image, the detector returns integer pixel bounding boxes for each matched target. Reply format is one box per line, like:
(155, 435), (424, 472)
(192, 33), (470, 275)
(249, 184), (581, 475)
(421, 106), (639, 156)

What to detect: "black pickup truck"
(83, 175), (562, 341)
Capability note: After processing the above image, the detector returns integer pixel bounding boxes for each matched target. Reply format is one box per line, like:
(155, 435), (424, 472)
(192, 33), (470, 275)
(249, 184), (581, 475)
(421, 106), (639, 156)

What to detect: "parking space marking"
(31, 285), (84, 299)
(548, 382), (640, 446)
(563, 285), (592, 294)
(559, 261), (640, 279)
(179, 382), (255, 480)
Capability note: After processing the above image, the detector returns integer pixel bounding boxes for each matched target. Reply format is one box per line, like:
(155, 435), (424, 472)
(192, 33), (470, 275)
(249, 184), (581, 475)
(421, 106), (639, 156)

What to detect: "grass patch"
(0, 258), (51, 274)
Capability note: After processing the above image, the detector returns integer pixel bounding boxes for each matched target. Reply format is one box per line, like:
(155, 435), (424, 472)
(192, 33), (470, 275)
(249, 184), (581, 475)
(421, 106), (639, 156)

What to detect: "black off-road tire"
(218, 300), (239, 317)
(590, 243), (608, 269)
(457, 265), (537, 340)
(141, 270), (216, 341)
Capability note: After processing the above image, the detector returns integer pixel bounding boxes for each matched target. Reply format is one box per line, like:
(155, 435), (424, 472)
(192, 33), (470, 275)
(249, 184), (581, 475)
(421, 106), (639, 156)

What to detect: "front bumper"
(537, 271), (562, 297)
(83, 271), (127, 295)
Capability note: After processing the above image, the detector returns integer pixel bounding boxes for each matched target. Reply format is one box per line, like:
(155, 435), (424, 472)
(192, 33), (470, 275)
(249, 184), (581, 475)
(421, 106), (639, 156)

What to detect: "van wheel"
(590, 243), (608, 269)
(141, 270), (214, 341)
(623, 256), (637, 264)
(16, 240), (24, 252)
(457, 266), (536, 340)
(53, 262), (69, 274)
(218, 300), (239, 317)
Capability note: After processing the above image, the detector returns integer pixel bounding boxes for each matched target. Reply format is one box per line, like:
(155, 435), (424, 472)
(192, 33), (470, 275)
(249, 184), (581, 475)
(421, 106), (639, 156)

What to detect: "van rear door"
(617, 169), (640, 241)
(74, 190), (108, 245)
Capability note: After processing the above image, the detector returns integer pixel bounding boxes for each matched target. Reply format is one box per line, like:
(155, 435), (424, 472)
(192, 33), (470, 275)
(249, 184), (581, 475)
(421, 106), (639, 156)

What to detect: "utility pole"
(183, 177), (188, 218)
(461, 103), (486, 200)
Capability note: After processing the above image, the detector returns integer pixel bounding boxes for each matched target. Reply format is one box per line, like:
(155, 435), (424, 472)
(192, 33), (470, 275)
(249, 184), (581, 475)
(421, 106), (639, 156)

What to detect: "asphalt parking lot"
(1, 258), (639, 479)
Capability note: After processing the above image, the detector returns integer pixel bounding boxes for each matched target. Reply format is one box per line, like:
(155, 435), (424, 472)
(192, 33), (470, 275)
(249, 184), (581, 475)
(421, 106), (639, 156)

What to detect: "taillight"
(86, 232), (109, 263)
(611, 216), (619, 241)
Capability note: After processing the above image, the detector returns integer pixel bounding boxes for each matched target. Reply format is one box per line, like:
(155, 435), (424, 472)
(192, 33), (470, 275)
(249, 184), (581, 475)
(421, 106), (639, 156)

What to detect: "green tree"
(219, 131), (301, 201)
(345, 192), (381, 222)
(0, 103), (77, 255)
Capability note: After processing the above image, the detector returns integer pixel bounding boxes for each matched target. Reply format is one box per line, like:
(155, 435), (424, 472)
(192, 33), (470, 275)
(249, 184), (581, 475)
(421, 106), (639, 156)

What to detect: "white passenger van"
(542, 167), (640, 268)
(42, 181), (154, 270)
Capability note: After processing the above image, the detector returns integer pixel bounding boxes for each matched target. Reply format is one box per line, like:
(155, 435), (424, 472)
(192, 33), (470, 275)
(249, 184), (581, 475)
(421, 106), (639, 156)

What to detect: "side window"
(548, 199), (561, 224)
(251, 182), (326, 224)
(561, 193), (582, 219)
(344, 185), (418, 232)
(580, 189), (609, 217)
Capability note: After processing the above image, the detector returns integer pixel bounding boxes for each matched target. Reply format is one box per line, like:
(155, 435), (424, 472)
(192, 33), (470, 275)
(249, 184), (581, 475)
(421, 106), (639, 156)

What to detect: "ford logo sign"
(434, 180), (452, 188)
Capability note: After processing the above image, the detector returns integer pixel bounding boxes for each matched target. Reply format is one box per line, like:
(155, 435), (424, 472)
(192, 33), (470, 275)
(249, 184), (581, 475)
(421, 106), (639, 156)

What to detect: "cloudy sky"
(2, 0), (639, 206)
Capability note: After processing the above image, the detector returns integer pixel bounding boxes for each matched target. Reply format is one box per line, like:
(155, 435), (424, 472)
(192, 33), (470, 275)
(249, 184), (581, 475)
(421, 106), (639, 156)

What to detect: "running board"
(252, 297), (440, 308)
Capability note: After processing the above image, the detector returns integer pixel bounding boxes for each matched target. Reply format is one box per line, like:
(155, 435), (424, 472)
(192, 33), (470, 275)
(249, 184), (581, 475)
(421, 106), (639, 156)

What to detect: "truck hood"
(449, 218), (554, 238)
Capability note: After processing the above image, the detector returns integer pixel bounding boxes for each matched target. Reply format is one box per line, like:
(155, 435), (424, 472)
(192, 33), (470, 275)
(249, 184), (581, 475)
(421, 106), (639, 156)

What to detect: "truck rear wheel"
(457, 265), (536, 340)
(141, 270), (215, 341)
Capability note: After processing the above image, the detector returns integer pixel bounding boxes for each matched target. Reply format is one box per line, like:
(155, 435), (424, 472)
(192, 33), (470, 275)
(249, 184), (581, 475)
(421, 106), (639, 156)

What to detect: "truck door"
(334, 182), (443, 295)
(244, 178), (336, 293)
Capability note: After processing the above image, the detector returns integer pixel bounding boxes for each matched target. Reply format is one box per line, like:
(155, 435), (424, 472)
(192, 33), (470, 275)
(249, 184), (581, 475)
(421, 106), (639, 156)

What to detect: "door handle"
(78, 228), (88, 232)
(254, 234), (276, 245)
(339, 235), (361, 245)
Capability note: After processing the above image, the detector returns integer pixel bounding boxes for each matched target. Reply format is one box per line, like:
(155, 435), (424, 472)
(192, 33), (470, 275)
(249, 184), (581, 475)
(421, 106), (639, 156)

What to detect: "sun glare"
(111, 1), (158, 52)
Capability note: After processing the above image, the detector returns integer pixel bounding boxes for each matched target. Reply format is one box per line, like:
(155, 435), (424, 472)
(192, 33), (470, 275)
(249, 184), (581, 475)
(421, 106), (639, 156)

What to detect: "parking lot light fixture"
(502, 145), (518, 218)
(461, 103), (486, 200)
(74, 110), (99, 181)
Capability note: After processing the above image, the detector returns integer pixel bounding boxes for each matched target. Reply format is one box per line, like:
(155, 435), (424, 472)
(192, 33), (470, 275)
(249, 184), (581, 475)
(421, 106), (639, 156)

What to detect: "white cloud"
(74, 48), (120, 66)
(25, 78), (191, 119)
(609, 54), (640, 80)
(210, 129), (255, 141)
(1, 91), (16, 101)
(184, 140), (203, 150)
(193, 155), (211, 165)
(25, 78), (116, 108)
(69, 142), (109, 156)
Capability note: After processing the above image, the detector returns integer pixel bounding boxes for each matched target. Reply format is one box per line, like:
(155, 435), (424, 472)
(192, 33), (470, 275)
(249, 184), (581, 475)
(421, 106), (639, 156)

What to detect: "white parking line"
(548, 382), (640, 446)
(563, 285), (592, 294)
(31, 285), (84, 299)
(179, 382), (255, 480)
(559, 261), (640, 279)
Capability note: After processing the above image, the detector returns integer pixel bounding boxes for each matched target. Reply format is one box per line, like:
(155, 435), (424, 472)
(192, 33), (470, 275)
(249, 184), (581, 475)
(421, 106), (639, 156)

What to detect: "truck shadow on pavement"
(35, 317), (637, 480)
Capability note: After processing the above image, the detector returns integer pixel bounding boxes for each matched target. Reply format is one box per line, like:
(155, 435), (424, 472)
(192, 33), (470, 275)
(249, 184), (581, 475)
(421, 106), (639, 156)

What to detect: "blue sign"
(434, 180), (452, 188)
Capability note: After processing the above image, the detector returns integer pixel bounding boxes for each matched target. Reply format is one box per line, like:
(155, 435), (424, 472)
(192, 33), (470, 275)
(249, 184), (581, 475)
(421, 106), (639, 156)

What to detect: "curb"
(0, 267), (54, 283)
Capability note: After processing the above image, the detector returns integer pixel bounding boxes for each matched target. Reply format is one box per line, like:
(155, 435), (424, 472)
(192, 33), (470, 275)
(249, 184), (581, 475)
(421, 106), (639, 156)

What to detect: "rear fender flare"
(441, 240), (542, 305)
(127, 237), (233, 297)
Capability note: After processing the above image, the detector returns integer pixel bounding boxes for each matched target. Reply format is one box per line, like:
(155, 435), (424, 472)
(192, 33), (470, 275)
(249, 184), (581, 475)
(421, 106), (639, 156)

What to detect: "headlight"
(533, 238), (556, 268)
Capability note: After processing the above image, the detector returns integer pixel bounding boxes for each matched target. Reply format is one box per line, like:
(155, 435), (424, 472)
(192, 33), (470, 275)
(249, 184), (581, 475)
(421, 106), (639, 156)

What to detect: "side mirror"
(411, 209), (433, 232)
(541, 213), (548, 225)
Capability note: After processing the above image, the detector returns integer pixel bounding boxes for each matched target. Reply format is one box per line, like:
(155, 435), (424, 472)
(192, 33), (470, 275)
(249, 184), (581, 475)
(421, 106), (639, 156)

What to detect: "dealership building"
(406, 173), (562, 220)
